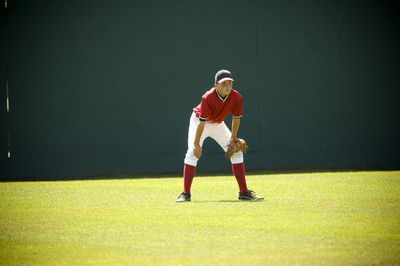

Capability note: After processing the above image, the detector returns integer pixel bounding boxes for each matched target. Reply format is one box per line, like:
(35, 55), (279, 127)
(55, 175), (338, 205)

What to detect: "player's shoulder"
(230, 89), (242, 99)
(201, 87), (217, 99)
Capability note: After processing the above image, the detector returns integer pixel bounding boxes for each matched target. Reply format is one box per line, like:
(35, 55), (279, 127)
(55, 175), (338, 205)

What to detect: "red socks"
(232, 162), (248, 193)
(183, 163), (247, 194)
(183, 164), (196, 194)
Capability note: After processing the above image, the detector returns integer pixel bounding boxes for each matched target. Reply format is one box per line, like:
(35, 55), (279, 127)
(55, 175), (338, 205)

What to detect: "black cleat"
(238, 190), (264, 201)
(176, 192), (191, 202)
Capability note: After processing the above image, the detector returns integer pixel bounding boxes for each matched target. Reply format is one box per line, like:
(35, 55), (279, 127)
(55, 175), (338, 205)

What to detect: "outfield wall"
(1, 0), (399, 178)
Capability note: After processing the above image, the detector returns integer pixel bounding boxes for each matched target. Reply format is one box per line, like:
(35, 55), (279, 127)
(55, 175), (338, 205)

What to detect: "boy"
(176, 69), (264, 202)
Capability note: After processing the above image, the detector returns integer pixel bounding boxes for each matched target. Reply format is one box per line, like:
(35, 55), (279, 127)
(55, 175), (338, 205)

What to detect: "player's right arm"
(193, 121), (205, 159)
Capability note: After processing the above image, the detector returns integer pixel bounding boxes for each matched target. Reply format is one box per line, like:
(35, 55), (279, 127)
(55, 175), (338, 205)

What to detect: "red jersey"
(193, 87), (243, 123)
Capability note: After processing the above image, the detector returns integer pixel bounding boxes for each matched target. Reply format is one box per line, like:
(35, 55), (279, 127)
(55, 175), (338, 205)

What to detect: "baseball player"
(176, 69), (264, 202)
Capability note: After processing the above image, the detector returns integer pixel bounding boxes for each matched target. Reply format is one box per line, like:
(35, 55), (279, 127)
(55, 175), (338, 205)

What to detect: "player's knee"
(230, 151), (243, 164)
(184, 151), (199, 167)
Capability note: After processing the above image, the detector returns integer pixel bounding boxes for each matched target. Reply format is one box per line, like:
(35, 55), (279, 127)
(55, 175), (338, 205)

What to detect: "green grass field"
(0, 171), (399, 265)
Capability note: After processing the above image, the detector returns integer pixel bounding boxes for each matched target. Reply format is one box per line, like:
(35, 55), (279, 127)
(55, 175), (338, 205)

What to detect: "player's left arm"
(231, 94), (243, 140)
(230, 116), (240, 141)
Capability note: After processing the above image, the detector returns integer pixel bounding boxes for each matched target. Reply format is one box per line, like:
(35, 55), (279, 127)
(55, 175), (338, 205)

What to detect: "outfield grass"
(0, 171), (399, 265)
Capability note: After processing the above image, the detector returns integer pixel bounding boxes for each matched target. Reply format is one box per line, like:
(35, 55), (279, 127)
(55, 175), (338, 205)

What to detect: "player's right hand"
(193, 144), (202, 159)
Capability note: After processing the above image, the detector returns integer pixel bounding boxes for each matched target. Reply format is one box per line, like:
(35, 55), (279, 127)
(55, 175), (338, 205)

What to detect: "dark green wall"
(1, 0), (399, 178)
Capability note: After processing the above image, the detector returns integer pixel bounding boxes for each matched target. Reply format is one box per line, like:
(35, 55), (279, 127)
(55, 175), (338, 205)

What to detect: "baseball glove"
(225, 138), (248, 160)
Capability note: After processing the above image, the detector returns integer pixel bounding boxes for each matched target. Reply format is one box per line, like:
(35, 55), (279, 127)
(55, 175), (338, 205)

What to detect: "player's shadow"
(192, 200), (264, 203)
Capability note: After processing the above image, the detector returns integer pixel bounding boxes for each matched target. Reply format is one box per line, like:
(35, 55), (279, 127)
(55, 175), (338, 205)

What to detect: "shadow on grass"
(190, 200), (265, 203)
(1, 168), (396, 182)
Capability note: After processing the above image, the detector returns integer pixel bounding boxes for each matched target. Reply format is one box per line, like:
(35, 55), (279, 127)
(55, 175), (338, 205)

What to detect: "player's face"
(216, 80), (233, 97)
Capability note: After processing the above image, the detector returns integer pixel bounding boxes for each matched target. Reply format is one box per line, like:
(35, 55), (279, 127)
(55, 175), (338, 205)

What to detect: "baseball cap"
(215, 69), (234, 84)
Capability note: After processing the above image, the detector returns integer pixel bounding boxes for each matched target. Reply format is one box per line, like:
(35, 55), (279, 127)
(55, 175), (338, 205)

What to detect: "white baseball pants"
(184, 112), (244, 167)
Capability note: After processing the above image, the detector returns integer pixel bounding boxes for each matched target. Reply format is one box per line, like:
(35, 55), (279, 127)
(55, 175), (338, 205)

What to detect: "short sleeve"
(199, 96), (211, 121)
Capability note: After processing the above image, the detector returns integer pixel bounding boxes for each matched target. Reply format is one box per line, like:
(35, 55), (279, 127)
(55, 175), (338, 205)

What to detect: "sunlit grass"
(0, 171), (399, 265)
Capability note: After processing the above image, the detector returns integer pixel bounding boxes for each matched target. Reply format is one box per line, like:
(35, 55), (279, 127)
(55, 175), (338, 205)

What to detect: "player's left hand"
(225, 138), (248, 160)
